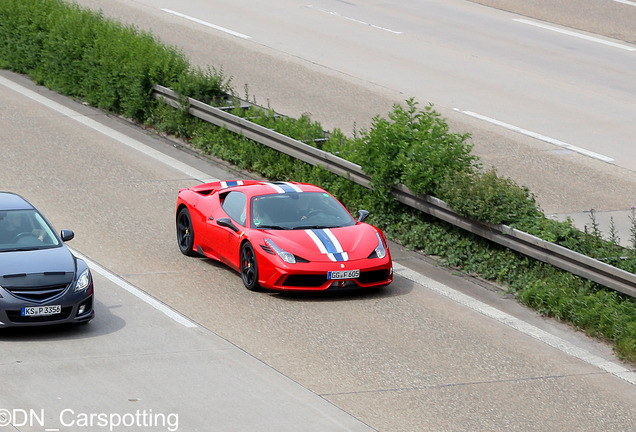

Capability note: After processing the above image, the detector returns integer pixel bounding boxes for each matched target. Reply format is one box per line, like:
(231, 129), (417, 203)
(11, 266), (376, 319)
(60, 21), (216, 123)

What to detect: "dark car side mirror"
(60, 229), (75, 242)
(217, 218), (240, 233)
(357, 210), (370, 222)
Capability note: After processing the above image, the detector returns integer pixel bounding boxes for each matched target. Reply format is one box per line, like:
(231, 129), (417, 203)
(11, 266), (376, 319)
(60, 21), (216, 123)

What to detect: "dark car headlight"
(74, 269), (92, 293)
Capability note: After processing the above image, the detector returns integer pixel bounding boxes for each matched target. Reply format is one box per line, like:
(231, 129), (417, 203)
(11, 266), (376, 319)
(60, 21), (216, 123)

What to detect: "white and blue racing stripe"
(306, 229), (349, 262)
(266, 182), (304, 194)
(220, 180), (243, 188)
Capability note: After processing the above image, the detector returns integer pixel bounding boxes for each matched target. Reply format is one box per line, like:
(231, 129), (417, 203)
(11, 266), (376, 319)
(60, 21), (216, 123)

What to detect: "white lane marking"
(72, 249), (198, 328)
(161, 8), (251, 39)
(307, 5), (403, 34)
(454, 109), (614, 163)
(393, 263), (635, 385)
(0, 75), (219, 183)
(514, 18), (636, 51)
(614, 0), (636, 6)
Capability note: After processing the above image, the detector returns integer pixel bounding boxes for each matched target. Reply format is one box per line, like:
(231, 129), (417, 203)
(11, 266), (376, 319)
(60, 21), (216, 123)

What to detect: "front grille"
(5, 284), (69, 302)
(327, 280), (358, 290)
(283, 274), (327, 288)
(358, 269), (391, 284)
(6, 307), (72, 323)
(283, 269), (390, 288)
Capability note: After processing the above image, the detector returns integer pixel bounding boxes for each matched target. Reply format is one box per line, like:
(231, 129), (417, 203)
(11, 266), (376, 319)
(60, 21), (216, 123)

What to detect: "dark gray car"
(0, 192), (94, 327)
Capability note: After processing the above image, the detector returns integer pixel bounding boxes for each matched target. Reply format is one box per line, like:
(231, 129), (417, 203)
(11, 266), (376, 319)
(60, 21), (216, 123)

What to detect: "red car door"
(203, 191), (247, 271)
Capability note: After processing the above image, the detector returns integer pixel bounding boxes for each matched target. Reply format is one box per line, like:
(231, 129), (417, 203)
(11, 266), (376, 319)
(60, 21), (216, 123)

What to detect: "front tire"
(177, 207), (196, 256)
(240, 242), (261, 291)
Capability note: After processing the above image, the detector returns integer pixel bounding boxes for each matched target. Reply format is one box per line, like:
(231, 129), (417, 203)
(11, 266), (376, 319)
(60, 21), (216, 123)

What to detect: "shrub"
(353, 99), (477, 200)
(0, 0), (229, 121)
(438, 168), (541, 226)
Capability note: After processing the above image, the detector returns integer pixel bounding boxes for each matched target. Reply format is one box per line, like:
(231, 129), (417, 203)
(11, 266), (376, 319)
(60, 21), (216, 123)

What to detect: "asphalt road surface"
(1, 66), (634, 432)
(1, 269), (373, 432)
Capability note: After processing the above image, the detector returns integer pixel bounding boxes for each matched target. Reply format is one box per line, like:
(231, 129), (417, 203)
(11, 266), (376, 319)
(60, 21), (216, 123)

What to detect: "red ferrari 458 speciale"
(176, 180), (393, 291)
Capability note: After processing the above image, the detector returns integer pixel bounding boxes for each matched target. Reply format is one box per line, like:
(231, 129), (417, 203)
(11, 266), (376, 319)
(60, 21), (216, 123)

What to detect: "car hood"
(0, 246), (76, 288)
(262, 223), (381, 262)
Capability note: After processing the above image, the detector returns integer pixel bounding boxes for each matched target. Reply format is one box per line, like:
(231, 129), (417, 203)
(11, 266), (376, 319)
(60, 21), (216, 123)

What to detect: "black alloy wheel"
(240, 242), (260, 291)
(177, 207), (196, 256)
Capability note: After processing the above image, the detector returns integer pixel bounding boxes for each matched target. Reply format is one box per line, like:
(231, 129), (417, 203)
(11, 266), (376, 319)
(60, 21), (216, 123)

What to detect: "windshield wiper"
(256, 225), (290, 230)
(293, 225), (339, 230)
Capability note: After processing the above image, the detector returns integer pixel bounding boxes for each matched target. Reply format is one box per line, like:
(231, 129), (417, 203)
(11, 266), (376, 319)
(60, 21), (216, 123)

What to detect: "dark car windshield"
(0, 210), (61, 252)
(251, 192), (356, 230)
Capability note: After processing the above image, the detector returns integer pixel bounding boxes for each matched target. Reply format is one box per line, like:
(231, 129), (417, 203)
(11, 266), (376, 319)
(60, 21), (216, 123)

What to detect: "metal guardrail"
(152, 84), (636, 299)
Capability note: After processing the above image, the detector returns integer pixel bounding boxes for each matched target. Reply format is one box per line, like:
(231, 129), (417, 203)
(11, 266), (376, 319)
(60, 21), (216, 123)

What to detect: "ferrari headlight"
(74, 269), (91, 293)
(374, 232), (387, 259)
(265, 239), (296, 264)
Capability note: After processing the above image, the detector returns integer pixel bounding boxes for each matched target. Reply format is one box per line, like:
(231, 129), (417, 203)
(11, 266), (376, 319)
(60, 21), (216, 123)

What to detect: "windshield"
(0, 210), (61, 252)
(251, 192), (356, 230)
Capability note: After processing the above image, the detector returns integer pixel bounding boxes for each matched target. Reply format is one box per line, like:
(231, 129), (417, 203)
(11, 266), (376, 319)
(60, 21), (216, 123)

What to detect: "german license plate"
(328, 269), (360, 280)
(21, 305), (61, 317)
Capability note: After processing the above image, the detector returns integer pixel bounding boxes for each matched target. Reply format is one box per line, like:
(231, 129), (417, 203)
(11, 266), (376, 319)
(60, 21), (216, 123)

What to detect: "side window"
(221, 191), (247, 226)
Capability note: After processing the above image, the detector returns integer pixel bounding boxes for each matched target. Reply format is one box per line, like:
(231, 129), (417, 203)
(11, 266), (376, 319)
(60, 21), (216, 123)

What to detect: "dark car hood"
(0, 246), (75, 288)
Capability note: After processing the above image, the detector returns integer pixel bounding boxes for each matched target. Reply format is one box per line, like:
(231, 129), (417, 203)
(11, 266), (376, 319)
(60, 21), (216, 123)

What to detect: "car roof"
(0, 192), (35, 211)
(188, 180), (328, 197)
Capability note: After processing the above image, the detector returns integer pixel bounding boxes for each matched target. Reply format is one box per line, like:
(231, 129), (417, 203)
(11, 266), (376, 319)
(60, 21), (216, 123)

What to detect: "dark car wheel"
(240, 242), (261, 291)
(177, 207), (196, 256)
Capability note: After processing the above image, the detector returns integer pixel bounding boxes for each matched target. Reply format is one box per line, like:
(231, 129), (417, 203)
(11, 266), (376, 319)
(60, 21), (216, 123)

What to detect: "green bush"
(0, 0), (229, 121)
(517, 269), (636, 361)
(353, 99), (477, 199)
(438, 168), (541, 226)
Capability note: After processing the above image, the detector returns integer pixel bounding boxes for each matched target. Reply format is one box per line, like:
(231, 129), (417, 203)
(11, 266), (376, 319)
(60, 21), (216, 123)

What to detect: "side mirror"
(357, 210), (370, 222)
(60, 229), (75, 242)
(217, 218), (240, 233)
